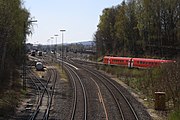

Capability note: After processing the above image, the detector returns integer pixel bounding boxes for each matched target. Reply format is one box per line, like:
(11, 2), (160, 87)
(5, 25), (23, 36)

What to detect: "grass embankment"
(97, 60), (180, 120)
(0, 70), (26, 119)
(54, 64), (68, 81)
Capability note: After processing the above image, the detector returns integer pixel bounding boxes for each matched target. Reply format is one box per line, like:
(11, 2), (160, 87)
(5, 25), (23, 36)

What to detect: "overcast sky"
(24, 0), (122, 45)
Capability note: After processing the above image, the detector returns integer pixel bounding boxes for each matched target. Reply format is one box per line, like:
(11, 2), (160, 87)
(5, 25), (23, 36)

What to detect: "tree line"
(94, 0), (180, 58)
(0, 0), (31, 84)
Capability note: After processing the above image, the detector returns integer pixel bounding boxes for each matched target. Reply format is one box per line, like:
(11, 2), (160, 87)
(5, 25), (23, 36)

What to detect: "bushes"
(160, 61), (180, 110)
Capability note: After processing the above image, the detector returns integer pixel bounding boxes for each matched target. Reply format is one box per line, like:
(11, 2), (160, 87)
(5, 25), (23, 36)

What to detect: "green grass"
(168, 109), (180, 120)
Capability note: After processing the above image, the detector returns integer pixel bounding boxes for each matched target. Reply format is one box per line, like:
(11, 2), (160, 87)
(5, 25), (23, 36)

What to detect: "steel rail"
(85, 68), (139, 120)
(85, 68), (125, 120)
(63, 66), (77, 120)
(43, 69), (58, 120)
(26, 69), (41, 108)
(28, 70), (51, 120)
(64, 63), (87, 120)
(67, 59), (139, 120)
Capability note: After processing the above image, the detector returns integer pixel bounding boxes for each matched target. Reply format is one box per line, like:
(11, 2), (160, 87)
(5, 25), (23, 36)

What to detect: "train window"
(113, 60), (118, 63)
(126, 60), (128, 62)
(140, 61), (142, 64)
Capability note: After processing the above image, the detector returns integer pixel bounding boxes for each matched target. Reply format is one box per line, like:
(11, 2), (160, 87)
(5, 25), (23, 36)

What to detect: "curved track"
(67, 59), (139, 120)
(63, 63), (88, 120)
(85, 68), (138, 120)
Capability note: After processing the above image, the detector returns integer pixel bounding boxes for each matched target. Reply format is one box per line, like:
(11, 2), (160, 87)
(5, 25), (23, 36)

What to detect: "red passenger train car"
(131, 58), (173, 68)
(103, 56), (131, 67)
(103, 56), (174, 68)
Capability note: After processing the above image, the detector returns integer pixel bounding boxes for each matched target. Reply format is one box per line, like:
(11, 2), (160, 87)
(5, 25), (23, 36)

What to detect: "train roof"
(104, 56), (131, 59)
(36, 61), (43, 64)
(104, 56), (174, 62)
(132, 58), (172, 62)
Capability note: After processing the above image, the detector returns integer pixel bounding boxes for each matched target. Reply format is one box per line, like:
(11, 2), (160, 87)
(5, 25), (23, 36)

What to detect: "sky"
(24, 0), (122, 45)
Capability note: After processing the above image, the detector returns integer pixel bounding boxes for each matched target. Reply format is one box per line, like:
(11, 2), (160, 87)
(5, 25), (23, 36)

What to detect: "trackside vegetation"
(0, 0), (32, 118)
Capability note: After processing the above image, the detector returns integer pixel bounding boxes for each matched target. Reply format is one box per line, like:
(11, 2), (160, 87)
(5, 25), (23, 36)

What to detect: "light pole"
(47, 39), (50, 52)
(50, 37), (54, 62)
(60, 29), (66, 72)
(54, 34), (58, 59)
(51, 37), (54, 52)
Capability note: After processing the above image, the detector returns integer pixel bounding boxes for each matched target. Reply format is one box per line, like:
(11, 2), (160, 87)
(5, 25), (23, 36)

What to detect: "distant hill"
(76, 41), (95, 46)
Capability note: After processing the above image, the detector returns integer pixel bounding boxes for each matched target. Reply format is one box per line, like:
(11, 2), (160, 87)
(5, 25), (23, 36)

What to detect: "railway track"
(19, 54), (151, 120)
(43, 69), (58, 120)
(84, 68), (139, 120)
(63, 62), (87, 120)
(66, 59), (140, 120)
(27, 68), (57, 120)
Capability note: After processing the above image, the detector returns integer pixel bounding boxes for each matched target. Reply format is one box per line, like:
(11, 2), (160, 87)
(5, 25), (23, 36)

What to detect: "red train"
(103, 56), (174, 68)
